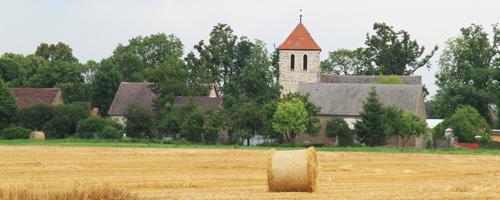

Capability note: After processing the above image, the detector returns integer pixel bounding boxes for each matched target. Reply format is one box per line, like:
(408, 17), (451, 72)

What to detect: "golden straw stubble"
(267, 147), (318, 192)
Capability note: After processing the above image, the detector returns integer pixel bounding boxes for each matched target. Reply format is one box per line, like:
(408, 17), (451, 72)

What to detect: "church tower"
(278, 21), (321, 95)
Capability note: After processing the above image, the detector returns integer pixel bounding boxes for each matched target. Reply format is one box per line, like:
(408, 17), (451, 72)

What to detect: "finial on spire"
(299, 9), (303, 23)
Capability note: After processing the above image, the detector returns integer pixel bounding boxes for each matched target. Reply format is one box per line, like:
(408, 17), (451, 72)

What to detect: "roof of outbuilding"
(320, 75), (422, 85)
(278, 23), (321, 51)
(11, 88), (63, 109)
(174, 96), (223, 110)
(108, 82), (157, 116)
(297, 83), (423, 116)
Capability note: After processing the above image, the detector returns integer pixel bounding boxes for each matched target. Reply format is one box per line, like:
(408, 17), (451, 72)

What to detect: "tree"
(35, 42), (79, 63)
(112, 33), (184, 81)
(320, 49), (367, 75)
(29, 60), (84, 88)
(42, 102), (90, 139)
(16, 104), (56, 130)
(0, 78), (19, 130)
(354, 87), (388, 146)
(432, 24), (500, 123)
(359, 22), (438, 75)
(91, 59), (122, 115)
(283, 93), (321, 137)
(123, 102), (155, 138)
(384, 106), (427, 147)
(180, 106), (206, 143)
(272, 99), (308, 147)
(434, 106), (490, 143)
(325, 117), (353, 147)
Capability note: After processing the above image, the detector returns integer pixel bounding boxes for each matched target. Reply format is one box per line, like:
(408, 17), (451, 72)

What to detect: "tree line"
(0, 22), (498, 145)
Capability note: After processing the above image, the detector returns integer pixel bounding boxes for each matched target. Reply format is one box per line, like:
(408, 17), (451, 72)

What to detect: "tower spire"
(299, 9), (303, 23)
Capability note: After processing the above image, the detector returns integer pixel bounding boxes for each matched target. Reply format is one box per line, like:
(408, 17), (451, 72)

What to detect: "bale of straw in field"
(30, 131), (45, 141)
(267, 147), (318, 192)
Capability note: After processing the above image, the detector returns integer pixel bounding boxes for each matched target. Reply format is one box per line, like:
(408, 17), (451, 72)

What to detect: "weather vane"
(299, 9), (303, 23)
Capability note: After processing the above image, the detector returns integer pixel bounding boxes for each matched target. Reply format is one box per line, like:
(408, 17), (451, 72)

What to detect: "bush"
(0, 125), (31, 139)
(325, 117), (353, 147)
(76, 117), (123, 139)
(16, 104), (56, 130)
(0, 78), (19, 130)
(375, 75), (404, 84)
(436, 106), (490, 143)
(43, 102), (90, 139)
(123, 102), (155, 138)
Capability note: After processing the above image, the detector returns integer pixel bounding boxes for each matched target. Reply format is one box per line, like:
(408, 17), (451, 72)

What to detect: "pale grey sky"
(1, 0), (499, 97)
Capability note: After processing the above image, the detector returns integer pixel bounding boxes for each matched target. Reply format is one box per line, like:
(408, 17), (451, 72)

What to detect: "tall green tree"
(91, 59), (122, 115)
(360, 22), (438, 75)
(272, 98), (308, 147)
(284, 93), (321, 137)
(320, 49), (367, 75)
(354, 87), (388, 146)
(0, 78), (19, 130)
(124, 102), (155, 138)
(112, 33), (184, 81)
(432, 24), (500, 124)
(384, 106), (427, 147)
(35, 42), (79, 63)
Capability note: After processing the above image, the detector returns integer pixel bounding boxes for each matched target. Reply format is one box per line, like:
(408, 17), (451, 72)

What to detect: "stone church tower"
(278, 22), (321, 95)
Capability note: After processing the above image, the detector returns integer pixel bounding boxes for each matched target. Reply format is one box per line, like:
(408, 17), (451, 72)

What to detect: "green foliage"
(375, 75), (404, 84)
(272, 98), (308, 146)
(16, 104), (56, 130)
(283, 93), (321, 137)
(384, 106), (427, 147)
(90, 59), (122, 115)
(123, 102), (155, 138)
(180, 107), (206, 143)
(320, 49), (367, 75)
(0, 125), (31, 139)
(57, 82), (91, 104)
(203, 110), (223, 144)
(436, 106), (490, 143)
(76, 117), (123, 139)
(34, 42), (79, 63)
(111, 33), (183, 81)
(0, 78), (19, 130)
(325, 117), (353, 147)
(359, 22), (438, 75)
(43, 102), (91, 139)
(29, 60), (84, 88)
(432, 24), (500, 123)
(354, 87), (388, 146)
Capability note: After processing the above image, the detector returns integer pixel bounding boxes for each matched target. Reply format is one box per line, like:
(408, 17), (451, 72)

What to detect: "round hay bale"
(267, 147), (318, 192)
(30, 131), (45, 141)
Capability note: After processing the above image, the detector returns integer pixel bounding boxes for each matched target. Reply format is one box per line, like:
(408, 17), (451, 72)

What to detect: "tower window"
(290, 54), (295, 70)
(303, 55), (308, 70)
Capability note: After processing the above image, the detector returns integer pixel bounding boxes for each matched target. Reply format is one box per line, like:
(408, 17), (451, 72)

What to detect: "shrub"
(375, 75), (404, 84)
(43, 102), (90, 139)
(123, 102), (155, 138)
(325, 117), (353, 147)
(0, 78), (19, 130)
(354, 87), (388, 146)
(0, 125), (31, 139)
(16, 104), (56, 130)
(180, 107), (206, 143)
(76, 117), (123, 139)
(437, 106), (490, 143)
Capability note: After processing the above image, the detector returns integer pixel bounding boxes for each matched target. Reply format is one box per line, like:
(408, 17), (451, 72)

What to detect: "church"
(277, 21), (426, 148)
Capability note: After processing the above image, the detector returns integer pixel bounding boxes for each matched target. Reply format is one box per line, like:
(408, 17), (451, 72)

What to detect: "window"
(303, 55), (308, 70)
(290, 54), (295, 70)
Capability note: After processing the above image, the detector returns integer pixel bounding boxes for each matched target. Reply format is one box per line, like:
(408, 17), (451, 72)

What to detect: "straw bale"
(267, 147), (318, 192)
(30, 131), (45, 141)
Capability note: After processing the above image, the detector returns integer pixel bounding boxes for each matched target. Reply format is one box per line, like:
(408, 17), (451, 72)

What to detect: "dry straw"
(267, 147), (318, 192)
(30, 131), (45, 141)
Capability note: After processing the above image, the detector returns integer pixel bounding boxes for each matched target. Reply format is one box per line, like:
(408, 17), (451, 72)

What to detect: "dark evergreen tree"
(0, 78), (19, 130)
(354, 87), (388, 146)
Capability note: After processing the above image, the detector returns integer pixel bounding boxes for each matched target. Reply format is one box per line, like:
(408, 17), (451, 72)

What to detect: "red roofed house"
(11, 88), (63, 109)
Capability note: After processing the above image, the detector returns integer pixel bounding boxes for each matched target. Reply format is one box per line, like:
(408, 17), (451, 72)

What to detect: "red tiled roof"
(278, 23), (321, 51)
(108, 82), (157, 116)
(11, 88), (63, 109)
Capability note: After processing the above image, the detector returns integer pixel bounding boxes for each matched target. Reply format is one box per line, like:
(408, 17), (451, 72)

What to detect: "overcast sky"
(1, 0), (499, 97)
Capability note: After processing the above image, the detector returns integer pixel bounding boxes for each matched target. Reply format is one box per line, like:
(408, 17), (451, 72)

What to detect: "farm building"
(278, 22), (427, 148)
(108, 82), (220, 125)
(11, 87), (63, 109)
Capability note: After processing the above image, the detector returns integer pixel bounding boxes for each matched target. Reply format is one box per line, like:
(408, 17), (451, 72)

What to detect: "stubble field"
(0, 146), (500, 199)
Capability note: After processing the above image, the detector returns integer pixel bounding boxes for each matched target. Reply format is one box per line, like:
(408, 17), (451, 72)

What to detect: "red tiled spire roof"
(278, 23), (321, 51)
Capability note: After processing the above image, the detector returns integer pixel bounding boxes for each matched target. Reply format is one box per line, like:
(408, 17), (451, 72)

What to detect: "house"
(108, 82), (220, 125)
(11, 87), (63, 109)
(277, 21), (426, 148)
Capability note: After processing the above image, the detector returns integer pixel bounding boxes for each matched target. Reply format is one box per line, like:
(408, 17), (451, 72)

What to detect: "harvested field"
(0, 146), (499, 199)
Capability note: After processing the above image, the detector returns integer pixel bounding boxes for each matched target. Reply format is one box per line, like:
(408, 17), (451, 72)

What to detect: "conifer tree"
(0, 78), (19, 130)
(354, 87), (387, 146)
